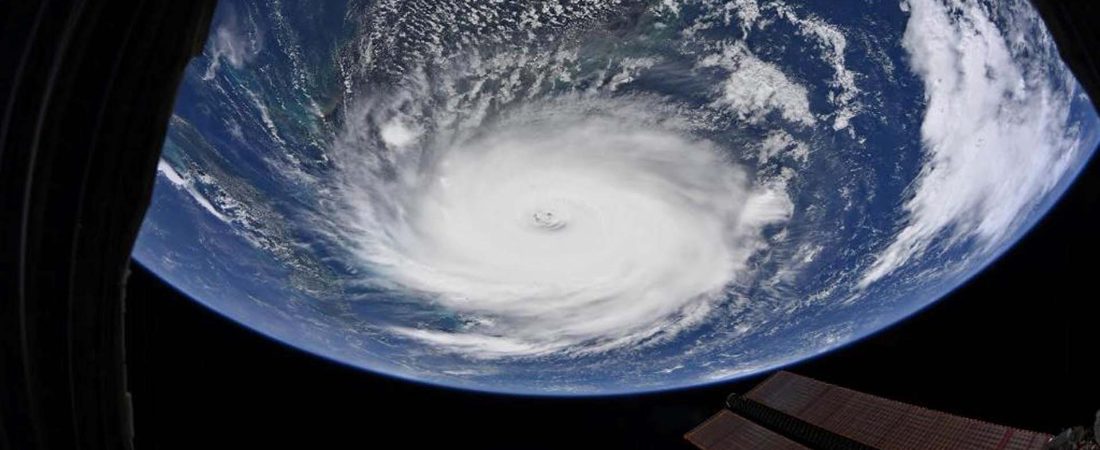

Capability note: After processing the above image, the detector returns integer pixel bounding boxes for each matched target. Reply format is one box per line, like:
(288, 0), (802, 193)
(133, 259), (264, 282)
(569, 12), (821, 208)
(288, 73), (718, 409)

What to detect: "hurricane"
(137, 0), (1099, 394)
(330, 93), (793, 357)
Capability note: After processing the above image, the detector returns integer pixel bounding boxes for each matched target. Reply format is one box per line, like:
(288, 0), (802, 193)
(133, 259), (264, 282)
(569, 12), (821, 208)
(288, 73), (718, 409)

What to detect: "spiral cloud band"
(333, 97), (793, 358)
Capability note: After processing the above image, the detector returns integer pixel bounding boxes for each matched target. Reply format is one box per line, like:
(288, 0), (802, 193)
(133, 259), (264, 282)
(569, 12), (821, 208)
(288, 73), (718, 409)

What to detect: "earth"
(134, 0), (1099, 395)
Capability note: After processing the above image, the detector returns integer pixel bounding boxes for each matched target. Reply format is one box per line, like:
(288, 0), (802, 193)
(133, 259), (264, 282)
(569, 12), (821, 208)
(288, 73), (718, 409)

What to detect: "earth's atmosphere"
(135, 0), (1100, 395)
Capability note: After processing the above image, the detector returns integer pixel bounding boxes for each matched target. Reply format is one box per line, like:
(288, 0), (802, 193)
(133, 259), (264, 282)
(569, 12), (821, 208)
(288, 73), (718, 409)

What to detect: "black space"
(125, 144), (1099, 449)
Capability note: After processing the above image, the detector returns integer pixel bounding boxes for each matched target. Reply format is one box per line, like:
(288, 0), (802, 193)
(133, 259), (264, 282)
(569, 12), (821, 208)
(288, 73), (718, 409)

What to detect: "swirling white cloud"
(330, 96), (792, 357)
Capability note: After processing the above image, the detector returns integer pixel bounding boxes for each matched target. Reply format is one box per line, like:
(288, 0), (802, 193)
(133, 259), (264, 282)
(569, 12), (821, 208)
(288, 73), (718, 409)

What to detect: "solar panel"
(685, 410), (810, 450)
(741, 372), (1052, 450)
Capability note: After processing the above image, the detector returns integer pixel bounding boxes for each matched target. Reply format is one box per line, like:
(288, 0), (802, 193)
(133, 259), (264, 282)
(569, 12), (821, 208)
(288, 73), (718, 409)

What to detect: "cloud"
(156, 159), (228, 223)
(698, 42), (817, 127)
(860, 0), (1082, 287)
(202, 5), (263, 81)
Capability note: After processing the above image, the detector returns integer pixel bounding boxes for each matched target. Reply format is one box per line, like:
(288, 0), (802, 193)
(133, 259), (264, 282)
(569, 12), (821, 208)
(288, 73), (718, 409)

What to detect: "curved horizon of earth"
(135, 0), (1099, 395)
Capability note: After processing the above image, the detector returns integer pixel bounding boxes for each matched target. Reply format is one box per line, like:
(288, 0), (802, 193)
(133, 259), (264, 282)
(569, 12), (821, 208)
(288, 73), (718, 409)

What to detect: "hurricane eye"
(531, 210), (564, 230)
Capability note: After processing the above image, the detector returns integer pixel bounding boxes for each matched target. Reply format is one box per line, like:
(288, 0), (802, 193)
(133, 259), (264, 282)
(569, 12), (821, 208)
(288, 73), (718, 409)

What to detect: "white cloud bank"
(860, 0), (1082, 287)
